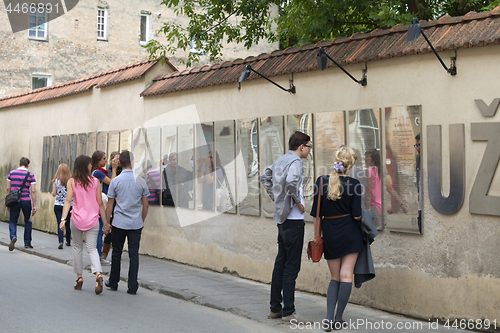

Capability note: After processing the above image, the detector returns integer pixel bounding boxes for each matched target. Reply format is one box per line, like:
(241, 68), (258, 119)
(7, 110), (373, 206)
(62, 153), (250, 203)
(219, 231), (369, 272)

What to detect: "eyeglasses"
(414, 143), (421, 148)
(304, 144), (312, 149)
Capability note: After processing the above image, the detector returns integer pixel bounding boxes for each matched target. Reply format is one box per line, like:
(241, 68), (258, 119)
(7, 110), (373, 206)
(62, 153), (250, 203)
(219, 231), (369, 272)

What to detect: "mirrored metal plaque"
(384, 105), (422, 234)
(76, 133), (87, 156)
(119, 130), (131, 152)
(131, 128), (147, 177)
(51, 136), (61, 187)
(315, 111), (345, 176)
(260, 116), (284, 218)
(142, 127), (162, 206)
(348, 109), (382, 229)
(107, 131), (120, 155)
(286, 114), (314, 221)
(68, 134), (77, 173)
(41, 136), (50, 192)
(47, 136), (55, 193)
(195, 122), (215, 211)
(176, 124), (195, 209)
(236, 118), (260, 216)
(215, 120), (236, 214)
(161, 125), (177, 207)
(86, 132), (97, 156)
(96, 132), (108, 156)
(60, 134), (70, 167)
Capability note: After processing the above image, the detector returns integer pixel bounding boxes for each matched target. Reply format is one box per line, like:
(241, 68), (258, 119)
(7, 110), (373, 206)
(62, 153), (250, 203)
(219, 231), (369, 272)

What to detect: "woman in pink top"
(364, 149), (383, 230)
(60, 155), (110, 294)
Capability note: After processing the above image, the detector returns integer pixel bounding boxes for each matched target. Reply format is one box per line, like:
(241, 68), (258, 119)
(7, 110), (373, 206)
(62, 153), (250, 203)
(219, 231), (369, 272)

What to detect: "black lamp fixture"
(406, 18), (457, 76)
(317, 47), (367, 86)
(238, 65), (296, 93)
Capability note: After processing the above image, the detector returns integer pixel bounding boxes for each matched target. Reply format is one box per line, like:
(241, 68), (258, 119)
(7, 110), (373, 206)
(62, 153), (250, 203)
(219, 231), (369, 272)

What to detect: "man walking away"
(104, 151), (149, 294)
(7, 157), (37, 251)
(260, 131), (312, 324)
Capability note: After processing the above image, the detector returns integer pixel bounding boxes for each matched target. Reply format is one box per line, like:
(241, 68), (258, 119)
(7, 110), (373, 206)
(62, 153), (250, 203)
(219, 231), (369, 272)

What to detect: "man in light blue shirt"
(104, 151), (149, 294)
(260, 131), (312, 324)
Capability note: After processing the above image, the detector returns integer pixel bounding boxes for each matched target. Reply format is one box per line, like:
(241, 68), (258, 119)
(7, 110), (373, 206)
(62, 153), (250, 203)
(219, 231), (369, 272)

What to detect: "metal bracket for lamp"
(238, 65), (296, 93)
(407, 18), (457, 76)
(317, 47), (367, 86)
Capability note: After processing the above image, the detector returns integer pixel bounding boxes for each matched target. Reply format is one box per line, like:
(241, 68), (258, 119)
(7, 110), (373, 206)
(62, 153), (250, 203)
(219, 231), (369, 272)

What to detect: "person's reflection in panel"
(197, 151), (225, 211)
(165, 152), (193, 208)
(364, 149), (383, 230)
(414, 134), (422, 234)
(162, 154), (175, 207)
(145, 160), (161, 205)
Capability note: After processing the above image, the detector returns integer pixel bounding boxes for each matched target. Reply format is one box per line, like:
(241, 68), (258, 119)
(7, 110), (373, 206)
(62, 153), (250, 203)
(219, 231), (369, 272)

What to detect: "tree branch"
(202, 8), (239, 33)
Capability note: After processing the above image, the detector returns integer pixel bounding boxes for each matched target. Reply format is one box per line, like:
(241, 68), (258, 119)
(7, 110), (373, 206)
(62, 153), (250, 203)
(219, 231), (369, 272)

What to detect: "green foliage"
(147, 0), (498, 66)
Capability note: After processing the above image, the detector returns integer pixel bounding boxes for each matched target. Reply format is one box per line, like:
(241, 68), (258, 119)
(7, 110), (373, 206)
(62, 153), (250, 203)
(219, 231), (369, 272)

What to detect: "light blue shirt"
(107, 169), (149, 230)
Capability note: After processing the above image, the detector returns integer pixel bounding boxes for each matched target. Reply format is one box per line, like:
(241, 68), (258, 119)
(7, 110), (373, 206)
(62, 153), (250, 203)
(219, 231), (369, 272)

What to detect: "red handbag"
(307, 177), (323, 262)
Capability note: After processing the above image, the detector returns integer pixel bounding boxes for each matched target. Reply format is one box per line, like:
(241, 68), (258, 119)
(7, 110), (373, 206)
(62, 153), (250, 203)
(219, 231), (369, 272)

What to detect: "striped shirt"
(7, 167), (36, 201)
(146, 169), (161, 203)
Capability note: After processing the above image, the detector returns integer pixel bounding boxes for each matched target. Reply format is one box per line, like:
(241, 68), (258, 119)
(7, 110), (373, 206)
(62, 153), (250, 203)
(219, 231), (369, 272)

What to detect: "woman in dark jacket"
(311, 146), (363, 331)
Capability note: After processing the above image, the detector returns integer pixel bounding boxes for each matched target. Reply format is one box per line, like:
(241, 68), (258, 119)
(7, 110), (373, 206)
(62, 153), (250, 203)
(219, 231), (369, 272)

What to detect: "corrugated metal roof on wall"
(0, 59), (165, 110)
(141, 6), (500, 97)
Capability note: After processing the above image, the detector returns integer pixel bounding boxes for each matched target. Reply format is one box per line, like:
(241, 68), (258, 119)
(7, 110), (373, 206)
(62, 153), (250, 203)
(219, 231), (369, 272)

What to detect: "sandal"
(95, 273), (103, 295)
(74, 277), (83, 290)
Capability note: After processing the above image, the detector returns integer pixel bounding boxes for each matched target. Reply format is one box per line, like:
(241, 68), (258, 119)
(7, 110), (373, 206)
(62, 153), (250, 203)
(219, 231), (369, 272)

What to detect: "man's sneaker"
(282, 311), (311, 324)
(105, 279), (117, 291)
(24, 244), (33, 249)
(267, 310), (283, 319)
(100, 258), (111, 266)
(9, 237), (17, 251)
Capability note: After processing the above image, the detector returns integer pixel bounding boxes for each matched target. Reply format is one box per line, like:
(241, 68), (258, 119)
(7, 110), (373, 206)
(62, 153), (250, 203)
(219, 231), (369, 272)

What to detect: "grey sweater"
(260, 151), (303, 223)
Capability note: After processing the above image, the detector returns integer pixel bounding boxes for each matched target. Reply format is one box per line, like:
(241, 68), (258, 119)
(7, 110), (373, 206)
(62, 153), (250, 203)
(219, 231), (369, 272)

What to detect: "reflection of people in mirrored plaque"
(165, 153), (193, 208)
(385, 147), (408, 215)
(145, 160), (161, 206)
(197, 151), (225, 211)
(414, 134), (422, 234)
(364, 149), (383, 230)
(162, 154), (175, 207)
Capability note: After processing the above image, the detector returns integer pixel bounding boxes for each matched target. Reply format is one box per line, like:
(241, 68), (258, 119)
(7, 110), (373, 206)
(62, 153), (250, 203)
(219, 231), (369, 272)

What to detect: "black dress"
(310, 175), (363, 260)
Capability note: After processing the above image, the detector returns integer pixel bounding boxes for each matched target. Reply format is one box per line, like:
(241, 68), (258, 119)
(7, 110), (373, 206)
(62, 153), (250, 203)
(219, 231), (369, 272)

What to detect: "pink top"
(71, 177), (100, 231)
(368, 166), (382, 216)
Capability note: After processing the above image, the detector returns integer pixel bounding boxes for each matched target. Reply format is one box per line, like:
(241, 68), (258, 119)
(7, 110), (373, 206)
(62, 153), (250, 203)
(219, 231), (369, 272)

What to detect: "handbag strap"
(316, 176), (323, 218)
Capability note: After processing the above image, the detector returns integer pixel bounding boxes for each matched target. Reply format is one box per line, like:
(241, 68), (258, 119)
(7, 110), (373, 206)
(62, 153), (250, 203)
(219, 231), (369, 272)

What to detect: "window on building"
(140, 14), (151, 45)
(97, 9), (108, 40)
(28, 5), (47, 39)
(32, 74), (51, 89)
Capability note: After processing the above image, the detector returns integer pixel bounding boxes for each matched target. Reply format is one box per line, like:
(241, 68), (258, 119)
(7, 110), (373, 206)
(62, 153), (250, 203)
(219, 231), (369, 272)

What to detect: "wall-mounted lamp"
(406, 18), (457, 76)
(317, 47), (367, 86)
(238, 65), (296, 93)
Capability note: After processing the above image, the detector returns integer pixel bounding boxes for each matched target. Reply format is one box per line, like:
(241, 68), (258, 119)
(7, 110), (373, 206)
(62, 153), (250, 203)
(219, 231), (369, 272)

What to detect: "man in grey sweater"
(260, 131), (312, 324)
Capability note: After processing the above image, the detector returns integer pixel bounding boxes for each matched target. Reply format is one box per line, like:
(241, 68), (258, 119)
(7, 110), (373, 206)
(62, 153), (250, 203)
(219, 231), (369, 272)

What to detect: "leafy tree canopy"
(146, 0), (499, 67)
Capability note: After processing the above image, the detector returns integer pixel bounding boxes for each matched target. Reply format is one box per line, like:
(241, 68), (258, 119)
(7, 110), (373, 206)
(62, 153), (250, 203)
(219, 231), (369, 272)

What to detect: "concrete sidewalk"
(0, 221), (472, 333)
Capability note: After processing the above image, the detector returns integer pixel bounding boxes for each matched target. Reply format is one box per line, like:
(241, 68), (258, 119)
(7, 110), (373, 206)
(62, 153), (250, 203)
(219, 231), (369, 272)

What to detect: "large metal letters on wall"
(40, 105), (424, 234)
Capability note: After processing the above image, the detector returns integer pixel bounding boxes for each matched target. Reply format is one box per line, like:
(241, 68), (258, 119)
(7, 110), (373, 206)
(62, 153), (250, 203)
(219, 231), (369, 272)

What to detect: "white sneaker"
(100, 258), (111, 266)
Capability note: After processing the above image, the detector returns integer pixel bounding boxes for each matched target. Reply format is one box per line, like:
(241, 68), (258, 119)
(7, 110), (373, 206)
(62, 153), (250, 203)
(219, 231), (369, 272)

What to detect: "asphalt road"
(0, 246), (283, 333)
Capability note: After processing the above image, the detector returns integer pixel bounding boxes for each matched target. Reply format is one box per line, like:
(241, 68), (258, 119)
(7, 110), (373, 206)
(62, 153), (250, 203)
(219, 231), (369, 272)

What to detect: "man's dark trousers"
(270, 219), (305, 316)
(109, 226), (142, 293)
(9, 200), (32, 245)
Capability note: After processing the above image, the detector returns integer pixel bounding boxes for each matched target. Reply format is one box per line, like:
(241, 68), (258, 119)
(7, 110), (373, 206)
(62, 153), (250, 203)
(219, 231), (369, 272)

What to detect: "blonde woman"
(60, 155), (109, 294)
(51, 164), (72, 249)
(311, 147), (363, 331)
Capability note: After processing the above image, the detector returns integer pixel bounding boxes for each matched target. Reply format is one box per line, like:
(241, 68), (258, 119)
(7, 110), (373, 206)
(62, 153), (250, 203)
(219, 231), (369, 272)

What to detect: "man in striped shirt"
(6, 157), (37, 251)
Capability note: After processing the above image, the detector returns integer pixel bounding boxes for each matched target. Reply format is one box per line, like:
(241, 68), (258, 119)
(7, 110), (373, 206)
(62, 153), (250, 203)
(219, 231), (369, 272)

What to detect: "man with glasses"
(260, 131), (312, 324)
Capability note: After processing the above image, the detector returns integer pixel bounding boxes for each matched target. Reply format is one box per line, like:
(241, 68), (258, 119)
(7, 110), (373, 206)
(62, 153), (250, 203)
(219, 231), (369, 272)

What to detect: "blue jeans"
(54, 205), (71, 244)
(109, 227), (142, 293)
(9, 200), (32, 245)
(270, 219), (305, 316)
(97, 217), (103, 257)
